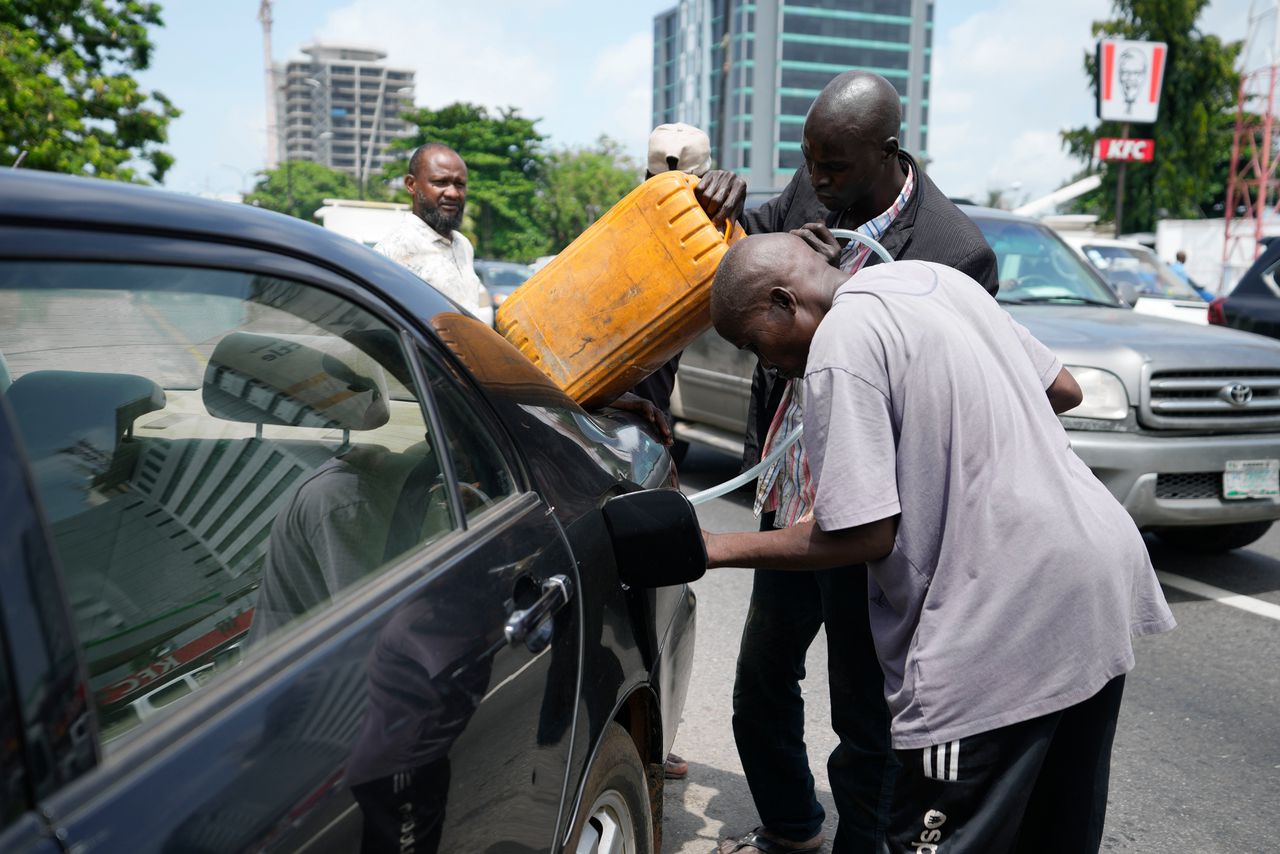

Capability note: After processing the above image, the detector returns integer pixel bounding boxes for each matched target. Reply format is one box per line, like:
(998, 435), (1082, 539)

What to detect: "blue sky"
(138, 0), (1252, 203)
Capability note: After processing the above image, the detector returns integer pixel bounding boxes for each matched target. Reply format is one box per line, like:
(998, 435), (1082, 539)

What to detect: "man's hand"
(610, 392), (674, 446)
(702, 516), (899, 571)
(790, 222), (843, 267)
(694, 170), (747, 231)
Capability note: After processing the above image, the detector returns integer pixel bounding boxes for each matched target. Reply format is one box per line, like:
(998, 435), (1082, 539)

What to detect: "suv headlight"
(1064, 366), (1129, 420)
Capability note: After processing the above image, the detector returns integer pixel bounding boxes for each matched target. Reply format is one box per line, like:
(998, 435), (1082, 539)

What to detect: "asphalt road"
(662, 445), (1280, 853)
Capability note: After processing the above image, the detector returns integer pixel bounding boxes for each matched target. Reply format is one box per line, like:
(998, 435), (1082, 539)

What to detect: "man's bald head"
(710, 234), (847, 378)
(806, 71), (902, 147)
(801, 71), (906, 220)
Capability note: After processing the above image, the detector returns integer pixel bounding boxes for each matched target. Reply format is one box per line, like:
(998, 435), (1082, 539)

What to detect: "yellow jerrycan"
(496, 171), (745, 408)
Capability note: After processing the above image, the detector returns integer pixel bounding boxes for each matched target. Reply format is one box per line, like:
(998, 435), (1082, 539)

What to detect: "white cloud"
(314, 0), (559, 117)
(928, 0), (1253, 207)
(586, 31), (653, 157)
(928, 0), (1110, 204)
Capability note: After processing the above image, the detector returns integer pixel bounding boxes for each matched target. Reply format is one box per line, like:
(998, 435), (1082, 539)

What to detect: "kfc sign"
(1095, 137), (1155, 162)
(1097, 39), (1167, 123)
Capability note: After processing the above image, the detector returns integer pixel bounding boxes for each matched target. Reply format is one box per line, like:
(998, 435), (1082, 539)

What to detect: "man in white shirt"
(375, 144), (488, 320)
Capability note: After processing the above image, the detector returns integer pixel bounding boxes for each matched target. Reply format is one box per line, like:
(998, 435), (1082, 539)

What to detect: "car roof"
(0, 169), (455, 321)
(956, 204), (1041, 223)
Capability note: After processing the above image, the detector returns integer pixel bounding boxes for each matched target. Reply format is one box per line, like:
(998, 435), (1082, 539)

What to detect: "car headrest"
(6, 370), (166, 459)
(203, 332), (389, 430)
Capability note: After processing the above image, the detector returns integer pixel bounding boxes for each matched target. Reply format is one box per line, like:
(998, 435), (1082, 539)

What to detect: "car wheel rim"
(575, 790), (636, 854)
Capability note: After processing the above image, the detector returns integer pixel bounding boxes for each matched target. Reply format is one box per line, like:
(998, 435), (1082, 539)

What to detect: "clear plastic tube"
(688, 424), (802, 505)
(685, 230), (890, 508)
(829, 228), (894, 263)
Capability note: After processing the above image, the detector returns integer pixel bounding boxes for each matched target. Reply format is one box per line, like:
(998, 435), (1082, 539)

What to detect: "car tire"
(566, 721), (653, 854)
(1152, 520), (1274, 553)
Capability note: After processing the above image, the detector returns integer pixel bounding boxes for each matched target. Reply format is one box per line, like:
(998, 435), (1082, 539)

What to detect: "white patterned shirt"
(374, 213), (484, 315)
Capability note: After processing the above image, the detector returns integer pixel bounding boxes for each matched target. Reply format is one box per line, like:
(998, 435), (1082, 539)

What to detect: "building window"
(782, 14), (912, 41)
(780, 42), (911, 69)
(778, 147), (805, 170)
(781, 67), (909, 94)
(788, 0), (911, 14)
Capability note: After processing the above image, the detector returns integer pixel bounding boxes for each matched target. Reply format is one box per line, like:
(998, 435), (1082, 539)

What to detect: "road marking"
(1156, 570), (1280, 622)
(138, 302), (209, 368)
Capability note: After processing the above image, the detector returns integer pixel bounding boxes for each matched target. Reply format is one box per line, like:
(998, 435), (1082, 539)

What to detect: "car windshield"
(1080, 244), (1203, 301)
(971, 217), (1123, 307)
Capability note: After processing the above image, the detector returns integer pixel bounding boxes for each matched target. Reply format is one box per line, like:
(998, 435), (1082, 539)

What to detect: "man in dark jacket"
(695, 71), (999, 854)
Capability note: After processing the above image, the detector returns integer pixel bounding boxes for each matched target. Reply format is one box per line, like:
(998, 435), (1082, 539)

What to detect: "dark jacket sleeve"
(740, 164), (828, 235)
(741, 170), (800, 235)
(741, 362), (771, 471)
(955, 241), (1000, 296)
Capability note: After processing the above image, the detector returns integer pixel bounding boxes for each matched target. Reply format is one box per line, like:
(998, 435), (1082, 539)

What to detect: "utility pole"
(259, 0), (279, 170)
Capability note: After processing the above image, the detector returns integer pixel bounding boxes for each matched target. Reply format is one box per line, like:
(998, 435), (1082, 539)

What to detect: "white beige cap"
(647, 122), (712, 177)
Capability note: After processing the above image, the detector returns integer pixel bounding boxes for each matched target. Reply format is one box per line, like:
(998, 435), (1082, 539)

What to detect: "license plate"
(1223, 459), (1280, 499)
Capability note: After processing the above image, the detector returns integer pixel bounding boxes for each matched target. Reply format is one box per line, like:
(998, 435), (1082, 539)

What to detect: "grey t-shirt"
(804, 260), (1175, 750)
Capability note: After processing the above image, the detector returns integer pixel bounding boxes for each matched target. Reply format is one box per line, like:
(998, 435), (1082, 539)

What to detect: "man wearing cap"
(624, 123), (714, 431)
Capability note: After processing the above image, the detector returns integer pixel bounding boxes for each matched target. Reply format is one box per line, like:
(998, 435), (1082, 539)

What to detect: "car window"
(971, 218), (1121, 306)
(419, 347), (519, 521)
(0, 262), (459, 751)
(1081, 244), (1201, 300)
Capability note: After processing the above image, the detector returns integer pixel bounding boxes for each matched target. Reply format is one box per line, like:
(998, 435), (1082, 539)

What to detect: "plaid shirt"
(754, 165), (916, 527)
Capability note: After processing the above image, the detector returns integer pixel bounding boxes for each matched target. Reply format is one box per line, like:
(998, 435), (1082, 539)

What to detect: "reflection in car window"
(1081, 244), (1202, 300)
(0, 631), (28, 830)
(420, 346), (518, 521)
(0, 262), (458, 751)
(972, 219), (1120, 305)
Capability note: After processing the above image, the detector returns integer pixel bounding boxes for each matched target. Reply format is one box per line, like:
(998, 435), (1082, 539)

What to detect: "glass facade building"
(652, 0), (933, 193)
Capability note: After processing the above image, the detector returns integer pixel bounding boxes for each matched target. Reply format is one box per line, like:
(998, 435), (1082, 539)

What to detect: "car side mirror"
(602, 489), (707, 587)
(1116, 281), (1140, 307)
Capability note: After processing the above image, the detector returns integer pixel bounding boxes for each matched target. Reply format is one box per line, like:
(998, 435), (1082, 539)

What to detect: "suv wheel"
(567, 721), (652, 854)
(1152, 521), (1274, 553)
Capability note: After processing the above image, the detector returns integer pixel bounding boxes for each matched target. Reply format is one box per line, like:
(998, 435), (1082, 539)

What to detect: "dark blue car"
(0, 170), (699, 853)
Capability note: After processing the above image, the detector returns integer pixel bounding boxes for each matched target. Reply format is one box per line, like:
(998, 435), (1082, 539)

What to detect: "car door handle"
(504, 574), (574, 653)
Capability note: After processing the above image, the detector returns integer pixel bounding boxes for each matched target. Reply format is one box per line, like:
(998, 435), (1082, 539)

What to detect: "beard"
(414, 189), (464, 235)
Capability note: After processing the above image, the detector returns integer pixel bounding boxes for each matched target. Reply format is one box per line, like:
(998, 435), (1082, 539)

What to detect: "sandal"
(663, 752), (689, 779)
(715, 828), (823, 854)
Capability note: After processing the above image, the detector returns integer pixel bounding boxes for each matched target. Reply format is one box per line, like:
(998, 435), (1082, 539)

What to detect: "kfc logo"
(1097, 39), (1167, 123)
(1095, 138), (1155, 162)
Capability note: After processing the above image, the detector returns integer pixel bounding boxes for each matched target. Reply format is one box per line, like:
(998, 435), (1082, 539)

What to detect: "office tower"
(653, 0), (933, 193)
(276, 44), (416, 190)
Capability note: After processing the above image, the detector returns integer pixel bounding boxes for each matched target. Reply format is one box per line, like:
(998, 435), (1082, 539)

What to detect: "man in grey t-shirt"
(703, 233), (1174, 852)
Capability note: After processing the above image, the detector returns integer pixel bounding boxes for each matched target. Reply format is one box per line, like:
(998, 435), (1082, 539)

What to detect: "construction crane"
(1224, 0), (1280, 289)
(260, 0), (278, 170)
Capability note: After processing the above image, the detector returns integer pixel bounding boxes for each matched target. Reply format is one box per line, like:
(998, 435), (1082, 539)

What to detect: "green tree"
(1060, 0), (1241, 232)
(0, 1), (180, 181)
(535, 137), (642, 252)
(245, 161), (359, 222)
(386, 103), (549, 261)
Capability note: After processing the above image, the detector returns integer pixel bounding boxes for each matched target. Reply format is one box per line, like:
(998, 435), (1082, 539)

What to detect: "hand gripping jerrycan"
(495, 172), (745, 408)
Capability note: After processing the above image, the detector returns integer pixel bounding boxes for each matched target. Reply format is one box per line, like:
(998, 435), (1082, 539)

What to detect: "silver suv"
(671, 207), (1280, 552)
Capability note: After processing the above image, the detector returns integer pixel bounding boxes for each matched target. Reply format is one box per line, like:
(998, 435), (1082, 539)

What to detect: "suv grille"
(1143, 369), (1280, 430)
